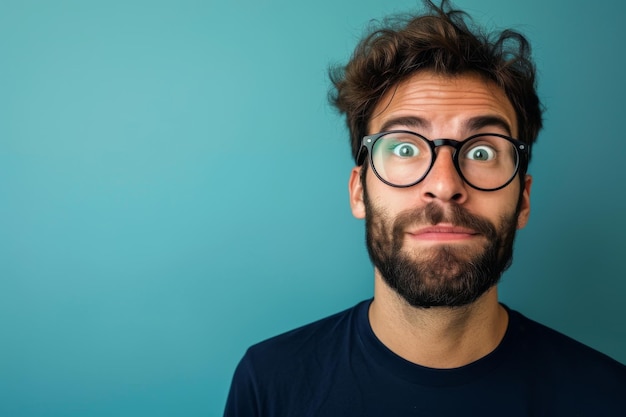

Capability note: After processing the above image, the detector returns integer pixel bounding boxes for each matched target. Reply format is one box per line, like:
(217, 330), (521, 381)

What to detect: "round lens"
(458, 135), (519, 190)
(371, 132), (432, 186)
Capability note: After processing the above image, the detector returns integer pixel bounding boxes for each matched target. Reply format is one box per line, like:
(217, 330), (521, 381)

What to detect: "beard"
(364, 192), (519, 308)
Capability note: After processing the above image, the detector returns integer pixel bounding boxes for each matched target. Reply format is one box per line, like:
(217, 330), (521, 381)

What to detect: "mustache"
(391, 203), (497, 245)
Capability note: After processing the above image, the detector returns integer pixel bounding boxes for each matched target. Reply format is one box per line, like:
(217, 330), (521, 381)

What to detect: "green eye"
(465, 145), (496, 161)
(391, 143), (420, 158)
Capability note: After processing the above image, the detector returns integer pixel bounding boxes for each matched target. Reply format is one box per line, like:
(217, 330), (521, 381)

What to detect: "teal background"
(1, 0), (625, 415)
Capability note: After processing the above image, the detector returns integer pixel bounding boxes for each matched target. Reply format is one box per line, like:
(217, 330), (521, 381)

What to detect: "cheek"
(472, 192), (521, 228)
(365, 175), (421, 216)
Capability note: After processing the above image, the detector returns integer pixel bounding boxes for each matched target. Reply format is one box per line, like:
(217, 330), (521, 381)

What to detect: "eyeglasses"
(357, 130), (529, 191)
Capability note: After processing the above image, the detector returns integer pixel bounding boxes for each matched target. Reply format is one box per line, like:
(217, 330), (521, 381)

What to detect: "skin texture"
(349, 71), (532, 368)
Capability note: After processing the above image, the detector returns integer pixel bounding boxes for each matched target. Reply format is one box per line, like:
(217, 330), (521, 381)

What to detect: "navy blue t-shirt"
(224, 300), (626, 416)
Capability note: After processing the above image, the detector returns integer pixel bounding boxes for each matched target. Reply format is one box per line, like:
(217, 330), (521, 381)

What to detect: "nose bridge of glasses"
(429, 139), (463, 168)
(431, 138), (463, 154)
(426, 138), (464, 180)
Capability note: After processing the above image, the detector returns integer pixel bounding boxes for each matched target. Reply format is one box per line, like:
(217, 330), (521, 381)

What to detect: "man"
(224, 1), (626, 415)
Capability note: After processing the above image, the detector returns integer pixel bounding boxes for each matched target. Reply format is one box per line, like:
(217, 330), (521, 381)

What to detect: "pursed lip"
(407, 223), (480, 241)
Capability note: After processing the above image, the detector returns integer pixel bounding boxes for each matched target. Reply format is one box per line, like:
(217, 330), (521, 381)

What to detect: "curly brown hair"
(329, 0), (543, 167)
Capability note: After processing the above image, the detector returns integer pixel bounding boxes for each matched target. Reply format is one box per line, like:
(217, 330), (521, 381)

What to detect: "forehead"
(368, 71), (518, 138)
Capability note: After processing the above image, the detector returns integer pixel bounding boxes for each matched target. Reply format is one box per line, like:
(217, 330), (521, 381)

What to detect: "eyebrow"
(464, 115), (513, 136)
(378, 116), (430, 133)
(376, 115), (514, 137)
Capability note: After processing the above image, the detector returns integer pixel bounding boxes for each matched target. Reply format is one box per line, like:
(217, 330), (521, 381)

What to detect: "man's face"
(349, 71), (532, 308)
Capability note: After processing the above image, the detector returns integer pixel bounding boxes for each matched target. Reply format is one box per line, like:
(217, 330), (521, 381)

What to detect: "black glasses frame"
(356, 130), (530, 192)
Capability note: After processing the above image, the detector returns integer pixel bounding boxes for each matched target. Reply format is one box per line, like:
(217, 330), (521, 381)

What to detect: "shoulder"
(224, 300), (371, 416)
(505, 306), (626, 393)
(508, 307), (622, 363)
(242, 300), (369, 376)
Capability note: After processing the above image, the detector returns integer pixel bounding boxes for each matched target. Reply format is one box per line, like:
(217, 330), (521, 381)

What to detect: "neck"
(369, 273), (509, 369)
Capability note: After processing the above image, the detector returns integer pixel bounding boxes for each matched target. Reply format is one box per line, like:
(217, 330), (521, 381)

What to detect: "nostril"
(424, 191), (463, 200)
(451, 193), (463, 202)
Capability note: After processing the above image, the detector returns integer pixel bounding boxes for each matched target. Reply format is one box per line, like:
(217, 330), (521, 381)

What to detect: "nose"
(419, 147), (468, 204)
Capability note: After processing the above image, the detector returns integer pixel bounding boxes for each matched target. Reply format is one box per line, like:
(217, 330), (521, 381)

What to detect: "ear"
(349, 166), (366, 219)
(516, 174), (532, 229)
